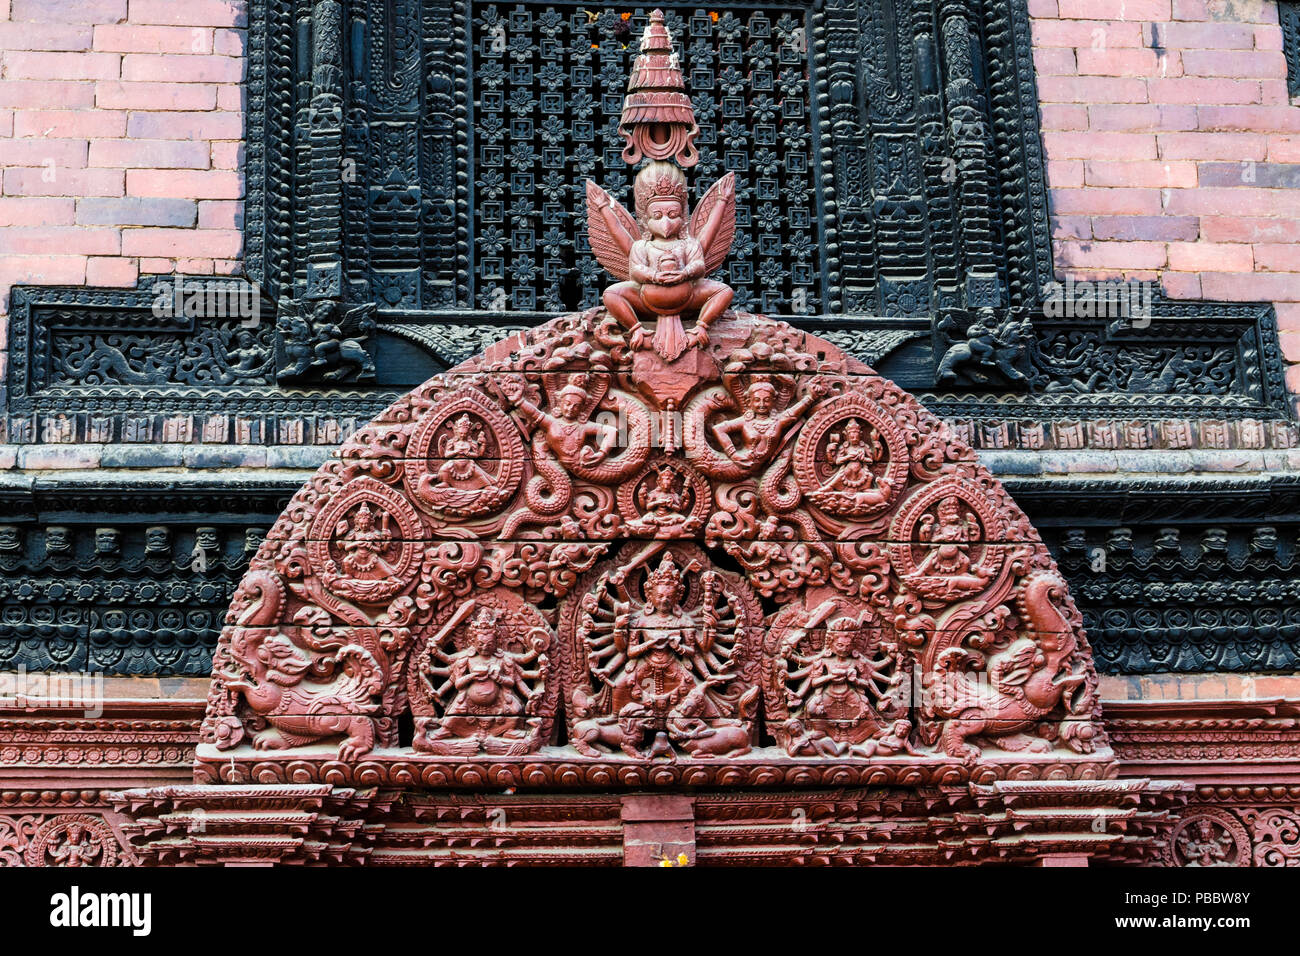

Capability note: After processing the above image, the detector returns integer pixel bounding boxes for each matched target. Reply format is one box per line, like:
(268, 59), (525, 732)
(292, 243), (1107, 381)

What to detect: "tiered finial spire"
(617, 9), (699, 168)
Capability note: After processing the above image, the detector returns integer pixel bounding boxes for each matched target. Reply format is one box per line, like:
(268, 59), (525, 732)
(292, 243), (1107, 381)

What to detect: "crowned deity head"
(452, 414), (473, 439)
(633, 161), (689, 240)
(555, 375), (590, 421)
(826, 618), (859, 657)
(644, 551), (686, 612)
(937, 496), (965, 526)
(745, 380), (777, 416)
(467, 608), (500, 655)
(353, 502), (376, 532)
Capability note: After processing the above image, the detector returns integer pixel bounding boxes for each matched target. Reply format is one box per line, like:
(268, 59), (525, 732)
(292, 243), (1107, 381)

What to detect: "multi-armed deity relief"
(201, 12), (1107, 785)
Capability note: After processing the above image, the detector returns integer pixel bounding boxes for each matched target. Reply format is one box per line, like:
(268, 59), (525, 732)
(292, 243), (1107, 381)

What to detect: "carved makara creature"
(927, 572), (1095, 761)
(216, 571), (383, 760)
(587, 163), (735, 362)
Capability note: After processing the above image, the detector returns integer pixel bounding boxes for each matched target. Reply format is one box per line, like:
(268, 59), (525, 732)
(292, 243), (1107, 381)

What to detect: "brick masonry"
(1, 0), (1300, 457)
(0, 0), (246, 383)
(1032, 0), (1300, 397)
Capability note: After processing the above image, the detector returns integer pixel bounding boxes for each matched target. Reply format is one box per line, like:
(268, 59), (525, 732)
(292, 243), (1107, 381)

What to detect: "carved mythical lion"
(927, 572), (1095, 762)
(217, 571), (384, 760)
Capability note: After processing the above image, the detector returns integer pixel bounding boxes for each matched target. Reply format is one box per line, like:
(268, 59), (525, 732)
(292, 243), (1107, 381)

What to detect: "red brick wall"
(0, 0), (245, 342)
(1032, 0), (1300, 394)
(2, 0), (1299, 394)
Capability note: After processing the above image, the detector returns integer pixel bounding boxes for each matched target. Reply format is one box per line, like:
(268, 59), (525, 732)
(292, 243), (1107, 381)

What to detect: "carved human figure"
(785, 619), (895, 744)
(712, 380), (820, 471)
(851, 718), (920, 757)
(1175, 818), (1237, 867)
(422, 607), (545, 750)
(915, 496), (984, 583)
(48, 826), (103, 867)
(619, 554), (714, 719)
(782, 717), (849, 757)
(502, 374), (616, 470)
(576, 547), (754, 757)
(435, 413), (493, 489)
(334, 502), (397, 579)
(820, 420), (879, 492)
(588, 161), (735, 362)
(625, 466), (695, 535)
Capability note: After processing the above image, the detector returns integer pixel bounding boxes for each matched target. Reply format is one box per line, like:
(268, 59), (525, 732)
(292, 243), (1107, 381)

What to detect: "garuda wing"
(690, 171), (736, 275)
(585, 180), (638, 281)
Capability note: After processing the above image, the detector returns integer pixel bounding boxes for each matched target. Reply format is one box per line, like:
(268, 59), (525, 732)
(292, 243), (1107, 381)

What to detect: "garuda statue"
(585, 9), (736, 364)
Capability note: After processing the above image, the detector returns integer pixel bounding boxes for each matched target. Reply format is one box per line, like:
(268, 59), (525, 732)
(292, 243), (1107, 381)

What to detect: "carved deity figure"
(712, 380), (819, 472)
(821, 420), (879, 492)
(334, 502), (397, 579)
(807, 417), (895, 513)
(915, 496), (983, 581)
(575, 547), (754, 757)
(421, 606), (547, 754)
(778, 611), (900, 748)
(626, 466), (695, 534)
(1175, 819), (1237, 867)
(588, 162), (735, 363)
(435, 414), (493, 488)
(502, 373), (616, 470)
(48, 825), (104, 867)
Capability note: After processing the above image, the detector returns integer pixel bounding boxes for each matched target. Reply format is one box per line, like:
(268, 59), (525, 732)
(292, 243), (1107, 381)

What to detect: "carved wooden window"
(249, 0), (1058, 321)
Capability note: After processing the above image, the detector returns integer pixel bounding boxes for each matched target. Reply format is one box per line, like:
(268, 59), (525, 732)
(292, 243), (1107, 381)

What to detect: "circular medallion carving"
(308, 477), (423, 603)
(616, 457), (712, 536)
(1166, 807), (1251, 867)
(889, 476), (1005, 601)
(24, 815), (120, 867)
(795, 392), (908, 517)
(405, 388), (525, 518)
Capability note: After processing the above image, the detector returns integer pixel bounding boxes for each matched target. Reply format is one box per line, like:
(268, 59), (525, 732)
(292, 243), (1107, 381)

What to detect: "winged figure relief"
(587, 161), (736, 363)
